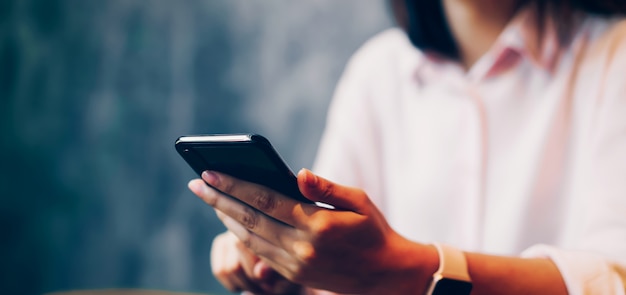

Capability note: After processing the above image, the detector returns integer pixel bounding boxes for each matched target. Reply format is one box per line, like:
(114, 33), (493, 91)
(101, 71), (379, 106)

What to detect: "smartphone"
(175, 134), (313, 204)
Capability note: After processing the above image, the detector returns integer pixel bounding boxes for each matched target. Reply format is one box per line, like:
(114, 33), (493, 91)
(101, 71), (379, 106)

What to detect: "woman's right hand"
(211, 230), (302, 295)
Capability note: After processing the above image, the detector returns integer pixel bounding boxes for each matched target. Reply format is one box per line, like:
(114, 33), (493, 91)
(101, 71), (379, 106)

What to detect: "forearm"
(305, 244), (569, 295)
(465, 252), (567, 295)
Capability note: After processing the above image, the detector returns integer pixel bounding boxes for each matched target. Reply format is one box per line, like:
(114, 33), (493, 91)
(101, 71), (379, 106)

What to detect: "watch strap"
(433, 243), (471, 281)
(425, 243), (473, 295)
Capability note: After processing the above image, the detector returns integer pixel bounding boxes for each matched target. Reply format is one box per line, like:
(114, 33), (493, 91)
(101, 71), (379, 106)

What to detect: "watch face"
(432, 278), (473, 294)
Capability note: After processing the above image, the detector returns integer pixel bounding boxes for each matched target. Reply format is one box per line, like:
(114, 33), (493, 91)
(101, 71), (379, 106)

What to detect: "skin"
(190, 0), (570, 294)
(210, 231), (300, 294)
(443, 0), (523, 69)
(191, 170), (437, 294)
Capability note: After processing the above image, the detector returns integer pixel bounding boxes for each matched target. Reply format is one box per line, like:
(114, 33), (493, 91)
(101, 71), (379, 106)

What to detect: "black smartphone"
(175, 134), (313, 204)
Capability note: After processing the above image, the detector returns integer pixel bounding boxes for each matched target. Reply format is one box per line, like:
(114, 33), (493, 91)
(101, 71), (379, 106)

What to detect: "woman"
(189, 0), (626, 294)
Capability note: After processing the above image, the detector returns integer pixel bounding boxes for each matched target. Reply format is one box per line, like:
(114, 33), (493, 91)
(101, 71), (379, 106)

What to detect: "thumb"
(297, 168), (371, 214)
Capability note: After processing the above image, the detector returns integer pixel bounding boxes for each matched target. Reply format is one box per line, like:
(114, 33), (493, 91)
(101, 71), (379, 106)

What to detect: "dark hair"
(391, 0), (626, 60)
(397, 0), (459, 59)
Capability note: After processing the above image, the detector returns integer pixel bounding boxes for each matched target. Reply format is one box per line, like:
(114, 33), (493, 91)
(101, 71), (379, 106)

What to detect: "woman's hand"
(210, 231), (301, 294)
(189, 169), (438, 294)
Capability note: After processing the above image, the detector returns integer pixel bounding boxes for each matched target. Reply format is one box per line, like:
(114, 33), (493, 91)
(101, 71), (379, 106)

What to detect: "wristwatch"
(425, 243), (473, 295)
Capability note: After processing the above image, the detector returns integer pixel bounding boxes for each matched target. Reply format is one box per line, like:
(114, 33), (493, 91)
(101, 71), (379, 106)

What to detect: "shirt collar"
(498, 4), (561, 73)
(410, 4), (562, 84)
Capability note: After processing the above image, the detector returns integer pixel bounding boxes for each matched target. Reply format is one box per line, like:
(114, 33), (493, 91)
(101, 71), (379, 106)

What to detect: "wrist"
(415, 243), (441, 293)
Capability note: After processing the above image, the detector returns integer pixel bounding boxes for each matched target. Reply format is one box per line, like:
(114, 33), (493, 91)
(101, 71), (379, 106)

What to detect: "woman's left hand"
(188, 169), (438, 294)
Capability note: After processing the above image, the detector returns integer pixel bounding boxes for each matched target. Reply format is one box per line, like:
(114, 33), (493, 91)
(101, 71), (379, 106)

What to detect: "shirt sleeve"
(522, 245), (625, 295)
(523, 20), (626, 295)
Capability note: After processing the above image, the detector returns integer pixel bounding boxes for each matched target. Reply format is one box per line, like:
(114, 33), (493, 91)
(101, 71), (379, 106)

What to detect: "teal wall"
(0, 1), (392, 294)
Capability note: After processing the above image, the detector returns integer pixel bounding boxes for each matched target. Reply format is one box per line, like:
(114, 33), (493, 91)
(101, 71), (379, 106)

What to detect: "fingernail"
(302, 169), (318, 187)
(202, 171), (219, 186)
(253, 261), (265, 279)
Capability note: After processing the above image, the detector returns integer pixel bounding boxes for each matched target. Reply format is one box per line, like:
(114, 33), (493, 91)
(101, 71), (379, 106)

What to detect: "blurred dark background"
(0, 1), (392, 294)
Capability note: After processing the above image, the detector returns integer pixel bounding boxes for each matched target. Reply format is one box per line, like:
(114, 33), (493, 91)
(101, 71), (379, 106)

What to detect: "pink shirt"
(314, 7), (626, 294)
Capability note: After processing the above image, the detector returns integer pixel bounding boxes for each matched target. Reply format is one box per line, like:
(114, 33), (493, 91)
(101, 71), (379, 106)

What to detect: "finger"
(256, 255), (300, 286)
(235, 241), (296, 294)
(188, 179), (297, 247)
(190, 179), (289, 239)
(220, 211), (294, 269)
(215, 210), (302, 281)
(297, 169), (372, 214)
(210, 233), (261, 293)
(252, 259), (275, 281)
(201, 171), (313, 227)
(246, 258), (291, 294)
(234, 235), (263, 280)
(253, 261), (300, 294)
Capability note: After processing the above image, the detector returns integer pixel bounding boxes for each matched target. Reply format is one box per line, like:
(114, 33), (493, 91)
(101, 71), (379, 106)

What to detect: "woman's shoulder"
(577, 14), (626, 56)
(572, 15), (626, 105)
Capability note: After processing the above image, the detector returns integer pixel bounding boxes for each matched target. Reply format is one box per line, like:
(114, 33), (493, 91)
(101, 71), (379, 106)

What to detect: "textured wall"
(0, 1), (392, 294)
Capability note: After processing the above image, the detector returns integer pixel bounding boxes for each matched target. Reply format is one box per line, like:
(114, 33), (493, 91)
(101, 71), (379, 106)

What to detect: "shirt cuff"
(521, 244), (626, 295)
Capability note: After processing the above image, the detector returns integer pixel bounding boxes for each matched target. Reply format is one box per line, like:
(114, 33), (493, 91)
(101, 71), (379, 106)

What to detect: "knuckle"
(320, 182), (334, 199)
(203, 193), (217, 207)
(292, 241), (317, 264)
(252, 190), (278, 212)
(240, 231), (253, 249)
(220, 179), (236, 196)
(240, 206), (259, 230)
(198, 185), (218, 207)
(241, 238), (252, 249)
(309, 214), (334, 238)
